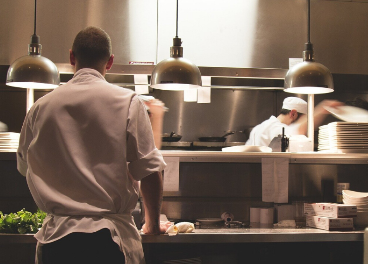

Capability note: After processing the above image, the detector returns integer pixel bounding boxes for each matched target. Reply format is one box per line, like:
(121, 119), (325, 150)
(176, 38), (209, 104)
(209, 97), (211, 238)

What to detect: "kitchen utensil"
(198, 131), (235, 142)
(324, 105), (368, 122)
(162, 132), (182, 142)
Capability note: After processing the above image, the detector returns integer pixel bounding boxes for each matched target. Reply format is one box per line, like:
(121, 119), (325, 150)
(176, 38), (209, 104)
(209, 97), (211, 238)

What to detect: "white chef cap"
(282, 97), (307, 114)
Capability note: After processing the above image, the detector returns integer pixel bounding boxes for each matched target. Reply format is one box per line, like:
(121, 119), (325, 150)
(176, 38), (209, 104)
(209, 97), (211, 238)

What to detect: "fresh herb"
(0, 208), (47, 234)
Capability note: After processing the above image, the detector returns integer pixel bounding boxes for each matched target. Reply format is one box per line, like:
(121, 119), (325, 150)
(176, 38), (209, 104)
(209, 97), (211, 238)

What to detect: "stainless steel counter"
(160, 150), (368, 164)
(141, 227), (364, 244)
(2, 228), (363, 245)
(2, 151), (368, 164)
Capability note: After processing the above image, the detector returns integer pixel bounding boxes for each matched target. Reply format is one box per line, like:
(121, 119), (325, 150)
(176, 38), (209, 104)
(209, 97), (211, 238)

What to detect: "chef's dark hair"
(280, 109), (304, 121)
(72, 26), (112, 68)
(280, 109), (292, 115)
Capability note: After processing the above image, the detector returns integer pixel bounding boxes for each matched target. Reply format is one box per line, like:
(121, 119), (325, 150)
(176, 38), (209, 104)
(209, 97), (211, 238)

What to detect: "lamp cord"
(307, 0), (310, 44)
(34, 0), (37, 35)
(175, 0), (178, 38)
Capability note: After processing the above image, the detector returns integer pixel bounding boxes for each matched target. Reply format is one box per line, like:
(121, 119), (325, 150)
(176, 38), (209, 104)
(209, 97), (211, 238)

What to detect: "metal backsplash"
(1, 0), (368, 73)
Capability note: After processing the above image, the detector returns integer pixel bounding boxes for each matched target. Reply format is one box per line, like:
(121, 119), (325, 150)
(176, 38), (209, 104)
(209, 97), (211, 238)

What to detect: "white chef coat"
(17, 68), (166, 264)
(245, 115), (300, 147)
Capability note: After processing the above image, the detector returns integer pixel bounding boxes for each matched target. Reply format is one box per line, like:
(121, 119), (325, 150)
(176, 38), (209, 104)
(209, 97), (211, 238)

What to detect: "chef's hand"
(314, 99), (344, 116)
(144, 99), (166, 149)
(141, 221), (172, 234)
(144, 99), (166, 119)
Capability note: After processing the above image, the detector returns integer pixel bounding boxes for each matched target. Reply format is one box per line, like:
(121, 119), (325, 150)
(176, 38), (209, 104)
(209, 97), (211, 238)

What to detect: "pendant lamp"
(284, 0), (333, 94)
(150, 0), (202, 90)
(6, 0), (60, 111)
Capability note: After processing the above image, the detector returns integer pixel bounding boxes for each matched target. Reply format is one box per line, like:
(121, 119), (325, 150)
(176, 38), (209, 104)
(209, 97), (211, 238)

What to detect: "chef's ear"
(106, 55), (114, 70)
(69, 49), (76, 66)
(290, 109), (298, 118)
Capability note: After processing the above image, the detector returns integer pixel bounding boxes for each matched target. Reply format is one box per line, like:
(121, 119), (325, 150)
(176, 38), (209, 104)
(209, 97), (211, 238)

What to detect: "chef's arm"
(140, 170), (165, 234)
(144, 99), (165, 149)
(296, 99), (344, 135)
(149, 111), (164, 150)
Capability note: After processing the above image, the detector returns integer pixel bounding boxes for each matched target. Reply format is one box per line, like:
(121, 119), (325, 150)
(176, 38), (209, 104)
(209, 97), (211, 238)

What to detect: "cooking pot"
(162, 132), (182, 142)
(198, 131), (235, 142)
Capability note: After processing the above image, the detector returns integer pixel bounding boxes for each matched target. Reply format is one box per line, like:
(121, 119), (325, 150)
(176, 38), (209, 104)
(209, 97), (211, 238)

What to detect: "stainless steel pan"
(198, 131), (235, 142)
(162, 132), (182, 142)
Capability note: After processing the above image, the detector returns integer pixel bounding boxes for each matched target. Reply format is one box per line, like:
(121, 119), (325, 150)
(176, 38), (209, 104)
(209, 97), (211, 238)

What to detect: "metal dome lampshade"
(284, 0), (333, 94)
(284, 43), (334, 94)
(6, 34), (60, 89)
(150, 0), (202, 90)
(6, 0), (60, 111)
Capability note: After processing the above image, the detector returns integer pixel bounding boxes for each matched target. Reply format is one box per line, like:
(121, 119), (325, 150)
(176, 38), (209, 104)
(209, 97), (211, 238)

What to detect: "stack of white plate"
(343, 190), (368, 227)
(0, 132), (20, 152)
(318, 122), (368, 153)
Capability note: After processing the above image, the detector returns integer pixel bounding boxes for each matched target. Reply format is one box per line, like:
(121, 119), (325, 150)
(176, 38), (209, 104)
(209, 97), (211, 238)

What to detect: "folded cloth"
(175, 222), (195, 233)
(165, 222), (195, 236)
(165, 224), (179, 236)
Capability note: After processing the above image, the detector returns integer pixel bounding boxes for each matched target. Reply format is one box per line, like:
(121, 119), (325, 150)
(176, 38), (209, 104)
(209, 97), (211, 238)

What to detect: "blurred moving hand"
(143, 99), (166, 149)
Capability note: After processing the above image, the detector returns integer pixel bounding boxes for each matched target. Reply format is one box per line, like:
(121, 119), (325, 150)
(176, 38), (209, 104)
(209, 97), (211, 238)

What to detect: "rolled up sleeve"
(17, 113), (33, 177)
(126, 95), (166, 181)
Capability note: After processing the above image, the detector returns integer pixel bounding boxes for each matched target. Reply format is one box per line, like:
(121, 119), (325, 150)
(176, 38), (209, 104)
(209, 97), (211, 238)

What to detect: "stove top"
(161, 141), (246, 149)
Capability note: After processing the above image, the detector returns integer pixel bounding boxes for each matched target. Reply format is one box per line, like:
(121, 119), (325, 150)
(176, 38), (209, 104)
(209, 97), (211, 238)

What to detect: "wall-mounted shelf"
(160, 151), (368, 165)
(3, 151), (368, 165)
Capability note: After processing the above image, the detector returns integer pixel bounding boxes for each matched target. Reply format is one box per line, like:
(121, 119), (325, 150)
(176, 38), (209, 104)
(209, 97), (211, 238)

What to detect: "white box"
(306, 215), (354, 231)
(250, 207), (261, 223)
(304, 203), (357, 218)
(260, 207), (274, 224)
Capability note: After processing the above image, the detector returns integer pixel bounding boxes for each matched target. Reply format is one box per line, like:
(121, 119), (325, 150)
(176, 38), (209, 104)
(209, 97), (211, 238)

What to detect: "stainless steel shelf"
(161, 151), (368, 164)
(1, 228), (363, 245)
(55, 64), (287, 90)
(142, 227), (364, 244)
(2, 151), (368, 164)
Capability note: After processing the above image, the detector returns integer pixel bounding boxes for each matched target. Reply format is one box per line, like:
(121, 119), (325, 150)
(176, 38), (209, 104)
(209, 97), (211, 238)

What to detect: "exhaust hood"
(55, 63), (286, 90)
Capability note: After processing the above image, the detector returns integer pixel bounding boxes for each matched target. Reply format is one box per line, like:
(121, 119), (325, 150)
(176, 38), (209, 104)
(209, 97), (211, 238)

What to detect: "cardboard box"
(304, 203), (357, 218)
(306, 215), (354, 231)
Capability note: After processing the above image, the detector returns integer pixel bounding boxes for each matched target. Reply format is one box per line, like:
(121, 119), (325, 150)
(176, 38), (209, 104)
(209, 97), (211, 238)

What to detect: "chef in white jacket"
(246, 97), (307, 147)
(17, 26), (168, 264)
(246, 97), (342, 147)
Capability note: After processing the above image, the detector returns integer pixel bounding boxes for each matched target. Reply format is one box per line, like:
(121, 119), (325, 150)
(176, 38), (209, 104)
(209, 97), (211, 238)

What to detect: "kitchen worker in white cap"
(246, 97), (342, 147)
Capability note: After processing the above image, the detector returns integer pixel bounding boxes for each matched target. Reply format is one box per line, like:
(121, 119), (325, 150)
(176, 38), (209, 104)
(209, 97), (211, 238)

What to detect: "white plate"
(324, 106), (368, 122)
(222, 145), (272, 152)
(318, 148), (368, 153)
(329, 122), (368, 126)
(343, 190), (368, 198)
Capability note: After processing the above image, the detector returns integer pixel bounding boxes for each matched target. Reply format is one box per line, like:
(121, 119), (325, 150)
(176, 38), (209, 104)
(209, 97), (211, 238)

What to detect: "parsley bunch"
(0, 208), (47, 234)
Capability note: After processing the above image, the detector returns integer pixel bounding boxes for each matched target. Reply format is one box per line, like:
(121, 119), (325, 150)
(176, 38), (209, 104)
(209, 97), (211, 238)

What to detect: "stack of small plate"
(0, 132), (20, 152)
(343, 190), (368, 227)
(318, 122), (368, 153)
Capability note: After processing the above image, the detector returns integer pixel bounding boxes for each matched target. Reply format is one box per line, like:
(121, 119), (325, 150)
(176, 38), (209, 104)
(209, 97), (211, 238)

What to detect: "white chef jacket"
(245, 115), (300, 147)
(17, 68), (166, 264)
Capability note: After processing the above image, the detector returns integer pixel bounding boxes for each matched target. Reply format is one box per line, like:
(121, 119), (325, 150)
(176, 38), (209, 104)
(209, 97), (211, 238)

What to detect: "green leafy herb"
(0, 208), (47, 234)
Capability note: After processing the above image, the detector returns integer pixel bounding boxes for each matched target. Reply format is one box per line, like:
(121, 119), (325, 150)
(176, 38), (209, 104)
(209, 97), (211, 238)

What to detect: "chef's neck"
(277, 113), (294, 126)
(74, 64), (107, 76)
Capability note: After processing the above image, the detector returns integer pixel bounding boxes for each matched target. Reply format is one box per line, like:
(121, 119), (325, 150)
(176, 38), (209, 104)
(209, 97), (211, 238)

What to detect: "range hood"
(55, 63), (286, 90)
